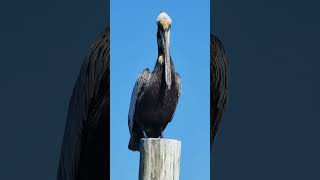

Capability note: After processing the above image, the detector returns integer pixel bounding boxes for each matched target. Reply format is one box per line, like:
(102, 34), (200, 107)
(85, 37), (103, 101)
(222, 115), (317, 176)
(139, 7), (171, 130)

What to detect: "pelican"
(128, 11), (182, 151)
(210, 35), (229, 150)
(57, 27), (109, 180)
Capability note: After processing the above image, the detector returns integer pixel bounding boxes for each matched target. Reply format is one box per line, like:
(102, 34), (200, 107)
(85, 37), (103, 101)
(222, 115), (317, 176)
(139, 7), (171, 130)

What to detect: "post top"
(140, 138), (181, 143)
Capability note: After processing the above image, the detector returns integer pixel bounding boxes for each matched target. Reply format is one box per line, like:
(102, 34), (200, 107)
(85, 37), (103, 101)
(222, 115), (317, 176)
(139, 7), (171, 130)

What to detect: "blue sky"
(110, 1), (210, 179)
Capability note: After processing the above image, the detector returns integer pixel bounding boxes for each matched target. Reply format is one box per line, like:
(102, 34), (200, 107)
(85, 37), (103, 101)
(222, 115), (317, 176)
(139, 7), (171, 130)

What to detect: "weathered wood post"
(139, 138), (181, 180)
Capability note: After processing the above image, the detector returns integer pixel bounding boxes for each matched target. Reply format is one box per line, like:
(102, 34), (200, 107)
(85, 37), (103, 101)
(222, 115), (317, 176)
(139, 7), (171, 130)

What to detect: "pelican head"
(157, 11), (172, 89)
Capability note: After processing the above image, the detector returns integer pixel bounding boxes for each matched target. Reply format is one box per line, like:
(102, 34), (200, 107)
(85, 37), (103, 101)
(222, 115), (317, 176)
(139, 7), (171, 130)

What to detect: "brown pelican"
(57, 27), (109, 180)
(210, 35), (229, 150)
(128, 11), (182, 151)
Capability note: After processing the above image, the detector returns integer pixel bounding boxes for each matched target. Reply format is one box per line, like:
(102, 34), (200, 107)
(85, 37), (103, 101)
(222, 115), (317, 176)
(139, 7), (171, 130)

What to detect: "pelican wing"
(128, 68), (151, 134)
(57, 28), (109, 180)
(176, 73), (182, 98)
(210, 35), (230, 149)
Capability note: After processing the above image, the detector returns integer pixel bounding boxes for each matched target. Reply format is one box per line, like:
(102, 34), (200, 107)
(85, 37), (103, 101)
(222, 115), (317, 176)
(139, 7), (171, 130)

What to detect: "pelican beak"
(157, 11), (172, 89)
(163, 30), (171, 89)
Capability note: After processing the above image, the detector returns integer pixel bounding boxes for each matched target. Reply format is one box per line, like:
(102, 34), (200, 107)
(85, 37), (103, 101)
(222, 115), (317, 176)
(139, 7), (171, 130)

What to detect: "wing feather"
(128, 68), (151, 134)
(210, 35), (230, 149)
(57, 28), (109, 180)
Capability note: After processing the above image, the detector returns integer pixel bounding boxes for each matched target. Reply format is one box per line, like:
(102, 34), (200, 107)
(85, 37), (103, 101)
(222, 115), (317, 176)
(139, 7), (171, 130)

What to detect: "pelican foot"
(142, 130), (148, 138)
(159, 132), (164, 138)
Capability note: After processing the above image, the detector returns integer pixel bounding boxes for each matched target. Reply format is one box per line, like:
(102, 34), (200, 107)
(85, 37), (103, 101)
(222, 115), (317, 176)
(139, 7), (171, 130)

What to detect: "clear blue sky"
(110, 1), (210, 179)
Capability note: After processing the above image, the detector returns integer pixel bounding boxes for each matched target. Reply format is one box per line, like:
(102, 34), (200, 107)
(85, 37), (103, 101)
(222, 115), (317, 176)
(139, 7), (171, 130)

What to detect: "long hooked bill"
(164, 30), (171, 89)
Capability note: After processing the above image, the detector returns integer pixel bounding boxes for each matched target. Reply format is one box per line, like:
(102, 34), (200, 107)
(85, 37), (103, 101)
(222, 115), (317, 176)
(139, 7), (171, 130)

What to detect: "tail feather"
(128, 135), (139, 151)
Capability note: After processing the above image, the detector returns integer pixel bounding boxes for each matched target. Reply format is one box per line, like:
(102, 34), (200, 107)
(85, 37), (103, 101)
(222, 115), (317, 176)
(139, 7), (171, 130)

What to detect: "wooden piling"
(139, 138), (181, 180)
